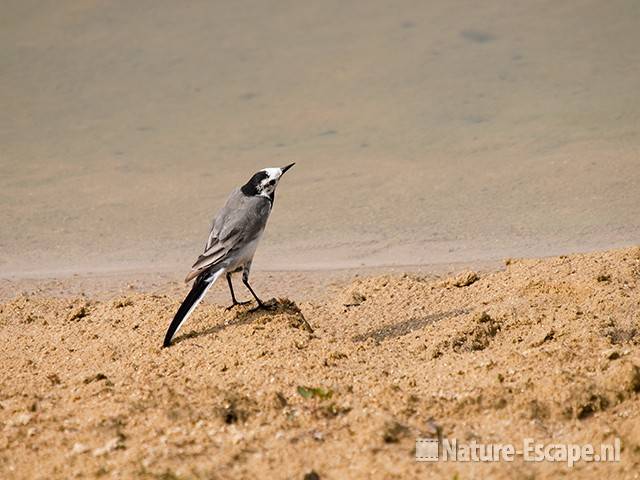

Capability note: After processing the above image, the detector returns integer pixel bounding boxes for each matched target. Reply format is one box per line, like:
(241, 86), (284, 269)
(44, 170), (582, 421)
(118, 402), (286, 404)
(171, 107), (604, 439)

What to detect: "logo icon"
(416, 438), (439, 462)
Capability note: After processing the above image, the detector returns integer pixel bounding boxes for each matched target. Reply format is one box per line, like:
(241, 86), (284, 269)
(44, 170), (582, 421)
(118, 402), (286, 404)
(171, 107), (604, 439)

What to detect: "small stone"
(83, 373), (113, 386)
(67, 305), (89, 321)
(344, 291), (366, 307)
(11, 413), (32, 426)
(604, 349), (621, 360)
(92, 436), (125, 456)
(72, 443), (89, 455)
(451, 271), (479, 287)
(113, 297), (133, 308)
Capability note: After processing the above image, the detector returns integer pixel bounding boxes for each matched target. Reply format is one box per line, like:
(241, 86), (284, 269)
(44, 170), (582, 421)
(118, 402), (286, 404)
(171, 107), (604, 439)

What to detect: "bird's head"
(241, 163), (295, 201)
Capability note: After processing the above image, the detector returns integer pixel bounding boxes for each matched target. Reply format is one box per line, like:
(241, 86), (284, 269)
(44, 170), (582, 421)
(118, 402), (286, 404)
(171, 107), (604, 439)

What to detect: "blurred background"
(1, 0), (639, 276)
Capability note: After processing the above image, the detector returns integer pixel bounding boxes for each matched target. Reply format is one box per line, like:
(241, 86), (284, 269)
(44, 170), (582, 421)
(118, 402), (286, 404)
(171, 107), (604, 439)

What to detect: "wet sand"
(2, 0), (640, 276)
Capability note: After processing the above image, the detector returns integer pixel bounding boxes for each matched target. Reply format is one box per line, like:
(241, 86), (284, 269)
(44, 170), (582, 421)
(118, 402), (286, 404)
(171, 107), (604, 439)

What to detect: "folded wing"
(184, 189), (269, 282)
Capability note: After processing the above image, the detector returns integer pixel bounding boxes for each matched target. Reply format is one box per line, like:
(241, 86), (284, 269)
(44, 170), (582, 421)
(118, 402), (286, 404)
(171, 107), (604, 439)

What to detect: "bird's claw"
(248, 301), (276, 313)
(225, 301), (251, 311)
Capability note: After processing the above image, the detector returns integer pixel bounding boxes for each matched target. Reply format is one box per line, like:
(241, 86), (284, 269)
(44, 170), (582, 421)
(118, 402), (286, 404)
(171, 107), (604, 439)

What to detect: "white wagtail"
(163, 163), (295, 347)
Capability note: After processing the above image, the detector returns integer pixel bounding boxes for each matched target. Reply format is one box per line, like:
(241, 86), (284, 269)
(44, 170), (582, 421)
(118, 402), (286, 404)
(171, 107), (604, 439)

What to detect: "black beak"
(280, 163), (295, 175)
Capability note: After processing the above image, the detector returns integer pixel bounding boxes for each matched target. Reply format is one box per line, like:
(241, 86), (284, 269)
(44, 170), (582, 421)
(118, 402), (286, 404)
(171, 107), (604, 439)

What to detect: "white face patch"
(256, 167), (282, 198)
(263, 167), (281, 178)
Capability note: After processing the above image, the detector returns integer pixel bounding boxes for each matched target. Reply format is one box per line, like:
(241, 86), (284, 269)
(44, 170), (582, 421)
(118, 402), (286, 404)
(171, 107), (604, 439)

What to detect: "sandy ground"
(2, 2), (640, 478)
(2, 246), (640, 479)
(2, 0), (640, 276)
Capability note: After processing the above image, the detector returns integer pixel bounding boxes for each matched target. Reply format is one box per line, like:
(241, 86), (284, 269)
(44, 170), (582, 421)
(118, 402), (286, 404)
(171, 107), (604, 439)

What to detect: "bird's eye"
(268, 180), (275, 186)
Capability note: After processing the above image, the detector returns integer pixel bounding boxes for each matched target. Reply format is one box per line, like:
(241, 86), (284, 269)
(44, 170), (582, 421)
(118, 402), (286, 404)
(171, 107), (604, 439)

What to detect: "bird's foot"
(248, 299), (277, 313)
(225, 301), (252, 311)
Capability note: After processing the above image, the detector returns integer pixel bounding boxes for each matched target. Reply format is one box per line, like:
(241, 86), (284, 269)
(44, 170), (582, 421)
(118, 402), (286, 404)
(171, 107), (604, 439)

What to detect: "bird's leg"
(242, 273), (266, 310)
(227, 273), (239, 304)
(225, 273), (250, 310)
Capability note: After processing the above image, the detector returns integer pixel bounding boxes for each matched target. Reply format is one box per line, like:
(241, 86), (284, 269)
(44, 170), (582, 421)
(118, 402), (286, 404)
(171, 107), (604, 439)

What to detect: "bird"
(162, 163), (295, 347)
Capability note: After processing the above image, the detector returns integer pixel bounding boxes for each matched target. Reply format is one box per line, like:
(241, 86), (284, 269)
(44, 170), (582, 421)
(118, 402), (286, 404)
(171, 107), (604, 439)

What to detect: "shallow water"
(2, 0), (639, 276)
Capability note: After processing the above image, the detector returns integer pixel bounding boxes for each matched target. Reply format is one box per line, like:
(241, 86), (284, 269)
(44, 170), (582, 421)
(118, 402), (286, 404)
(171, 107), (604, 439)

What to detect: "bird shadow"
(172, 298), (312, 345)
(351, 308), (470, 343)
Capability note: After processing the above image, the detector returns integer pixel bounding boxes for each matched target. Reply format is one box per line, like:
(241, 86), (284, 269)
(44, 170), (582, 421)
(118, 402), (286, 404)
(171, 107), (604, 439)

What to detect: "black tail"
(163, 275), (211, 347)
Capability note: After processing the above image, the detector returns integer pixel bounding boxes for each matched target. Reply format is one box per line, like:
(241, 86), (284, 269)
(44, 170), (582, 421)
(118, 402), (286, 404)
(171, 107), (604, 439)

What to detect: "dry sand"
(2, 246), (640, 479)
